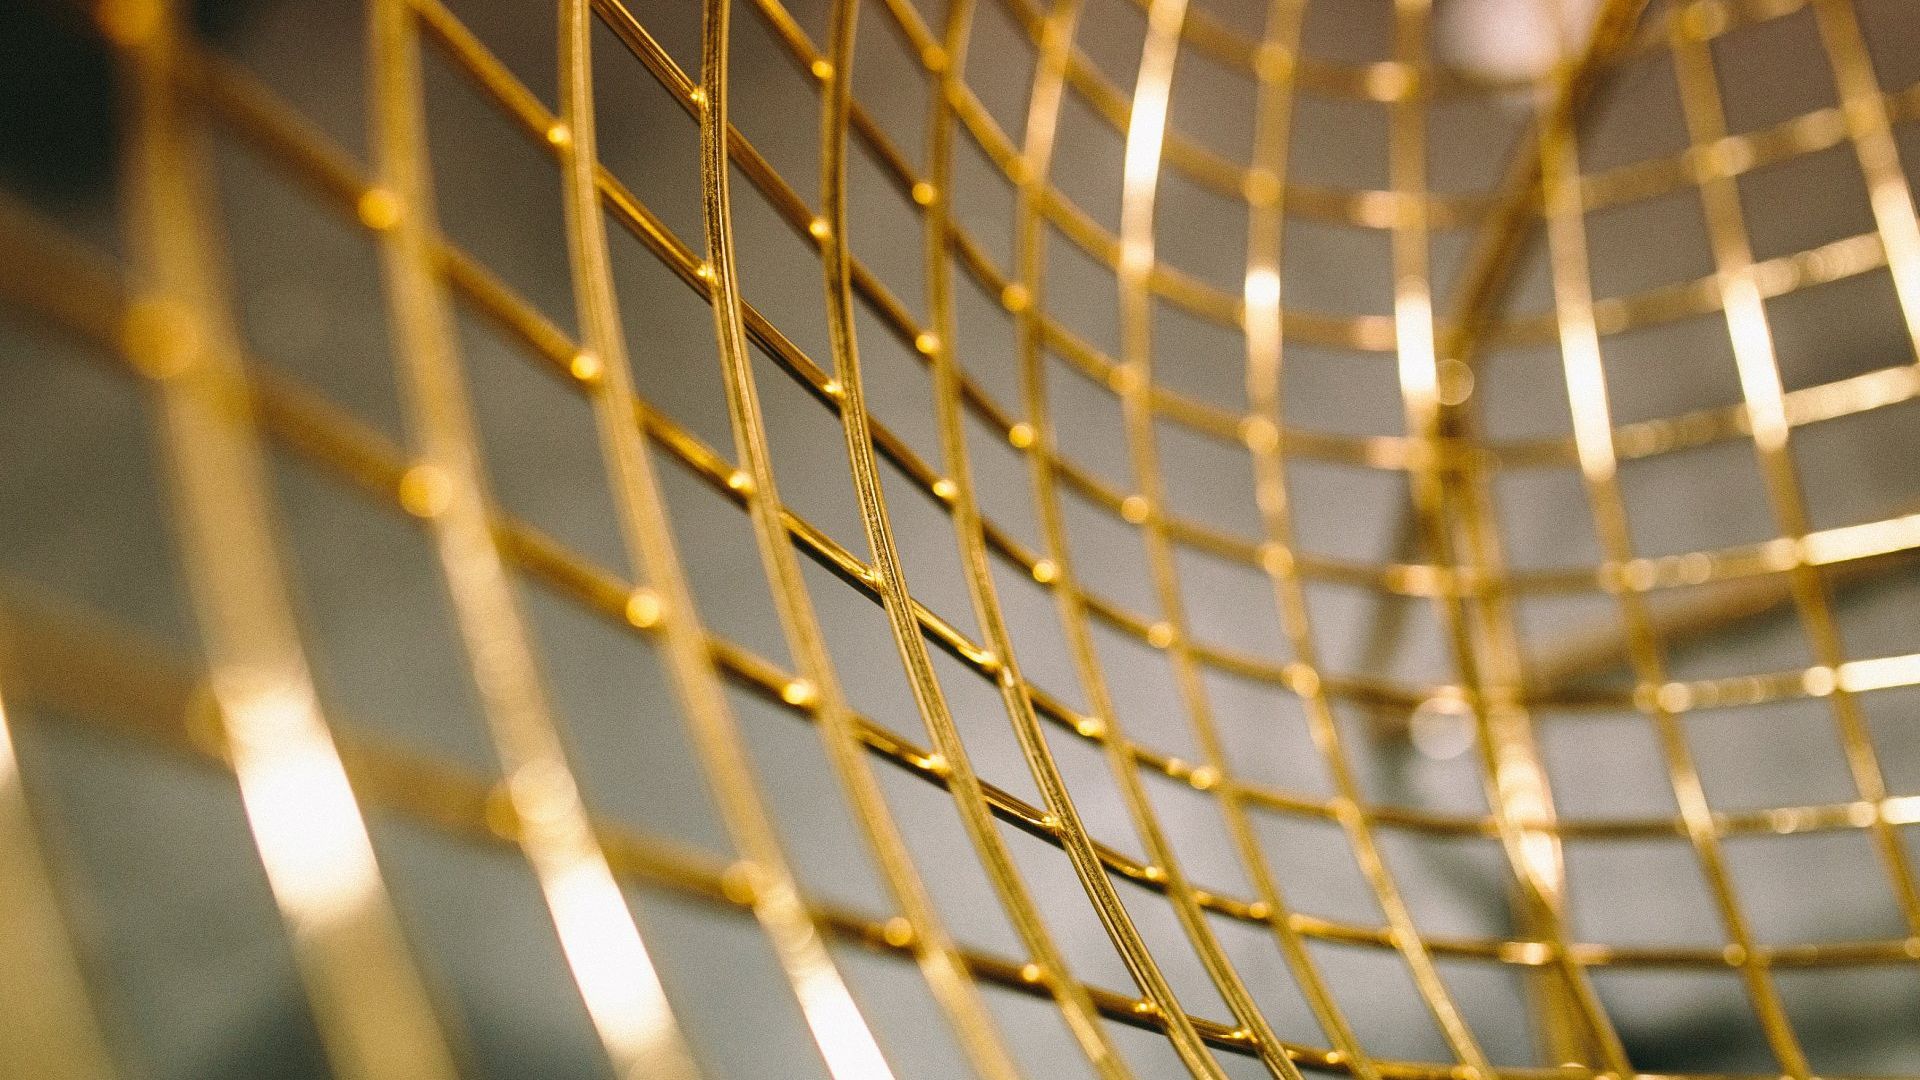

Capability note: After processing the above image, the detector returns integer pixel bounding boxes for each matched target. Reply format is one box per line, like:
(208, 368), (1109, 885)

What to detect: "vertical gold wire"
(1810, 0), (1920, 365)
(1243, 57), (1440, 1030)
(367, 3), (700, 1076)
(1804, 0), (1920, 942)
(112, 3), (463, 1077)
(553, 5), (896, 1076)
(1405, 0), (1646, 1069)
(1379, 0), (1502, 1067)
(812, 3), (1037, 1076)
(1104, 0), (1333, 1074)
(0, 675), (117, 1080)
(821, 0), (1158, 1071)
(1233, 3), (1393, 1076)
(1664, 14), (1821, 1077)
(1007, 3), (1238, 1077)
(1377, 0), (1648, 1067)
(1260, 114), (1502, 1080)
(914, 0), (1143, 1070)
(1534, 19), (1727, 1079)
(1442, 0), (1590, 1059)
(699, 2), (1011, 1075)
(1668, 9), (1908, 1073)
(1544, 15), (1810, 1080)
(1387, 4), (1663, 1070)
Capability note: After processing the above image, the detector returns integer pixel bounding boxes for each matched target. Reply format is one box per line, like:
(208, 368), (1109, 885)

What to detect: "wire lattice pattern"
(3, 0), (1920, 1076)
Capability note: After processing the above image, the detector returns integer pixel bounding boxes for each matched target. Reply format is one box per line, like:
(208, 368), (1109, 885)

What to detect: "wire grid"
(2, 0), (1920, 1076)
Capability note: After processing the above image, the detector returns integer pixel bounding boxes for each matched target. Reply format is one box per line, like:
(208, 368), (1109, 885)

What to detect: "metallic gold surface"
(3, 0), (1920, 1075)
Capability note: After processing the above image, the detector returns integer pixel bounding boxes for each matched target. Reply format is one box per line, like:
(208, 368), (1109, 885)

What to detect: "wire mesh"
(3, 0), (1920, 1076)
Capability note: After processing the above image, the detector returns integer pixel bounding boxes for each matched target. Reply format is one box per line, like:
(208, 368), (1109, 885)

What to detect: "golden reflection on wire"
(222, 681), (384, 928)
(1114, 0), (1321, 1075)
(109, 0), (465, 1075)
(1810, 0), (1920, 364)
(557, 1), (895, 1075)
(368, 1), (697, 1075)
(0, 677), (117, 1080)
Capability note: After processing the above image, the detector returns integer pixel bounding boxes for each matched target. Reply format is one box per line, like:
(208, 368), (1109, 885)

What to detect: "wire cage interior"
(4, 0), (1920, 1077)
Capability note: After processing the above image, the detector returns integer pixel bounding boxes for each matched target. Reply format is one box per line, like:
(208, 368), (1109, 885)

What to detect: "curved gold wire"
(869, 0), (1144, 1073)
(553, 4), (900, 1075)
(109, 2), (464, 1077)
(369, 2), (700, 1075)
(0, 672), (116, 1080)
(699, 1), (1024, 1075)
(1088, 1), (1320, 1072)
(1001, 3), (1243, 1076)
(1233, 8), (1406, 1075)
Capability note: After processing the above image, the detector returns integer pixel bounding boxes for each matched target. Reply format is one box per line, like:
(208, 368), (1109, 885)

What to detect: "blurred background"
(5, 0), (1920, 1076)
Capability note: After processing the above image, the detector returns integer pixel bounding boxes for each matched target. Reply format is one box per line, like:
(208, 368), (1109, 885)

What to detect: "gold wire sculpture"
(4, 0), (1920, 1076)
